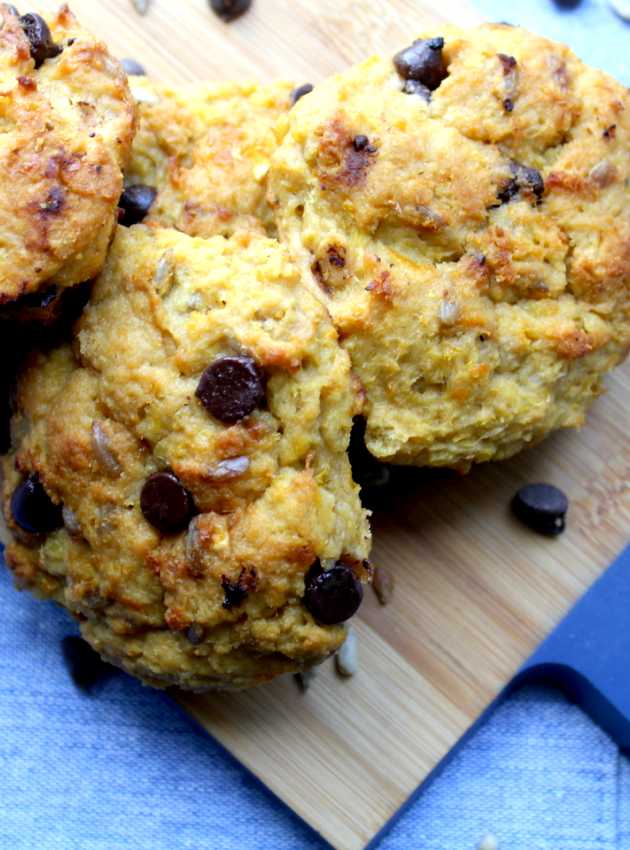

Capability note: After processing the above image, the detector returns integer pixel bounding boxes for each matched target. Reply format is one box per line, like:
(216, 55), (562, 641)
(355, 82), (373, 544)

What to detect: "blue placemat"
(1, 2), (629, 848)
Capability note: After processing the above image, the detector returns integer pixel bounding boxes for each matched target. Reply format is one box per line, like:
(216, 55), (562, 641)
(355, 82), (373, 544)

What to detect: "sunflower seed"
(372, 565), (394, 606)
(91, 421), (121, 476)
(335, 627), (358, 677)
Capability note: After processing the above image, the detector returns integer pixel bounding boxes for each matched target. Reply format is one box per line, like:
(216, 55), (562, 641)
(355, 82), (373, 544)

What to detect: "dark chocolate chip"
(19, 13), (61, 68)
(121, 57), (146, 75)
(603, 124), (616, 140)
(196, 355), (265, 424)
(209, 0), (252, 22)
(393, 37), (448, 91)
(401, 78), (432, 100)
(351, 135), (377, 154)
(185, 623), (205, 645)
(497, 161), (544, 205)
(221, 568), (256, 610)
(290, 83), (313, 106)
(511, 482), (568, 536)
(118, 184), (157, 227)
(61, 636), (114, 692)
(140, 470), (195, 534)
(302, 561), (363, 625)
(11, 474), (63, 534)
(503, 98), (514, 112)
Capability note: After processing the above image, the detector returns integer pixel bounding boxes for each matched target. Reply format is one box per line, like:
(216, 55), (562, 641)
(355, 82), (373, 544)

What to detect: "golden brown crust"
(0, 4), (135, 305)
(126, 78), (292, 238)
(269, 24), (630, 467)
(2, 226), (370, 690)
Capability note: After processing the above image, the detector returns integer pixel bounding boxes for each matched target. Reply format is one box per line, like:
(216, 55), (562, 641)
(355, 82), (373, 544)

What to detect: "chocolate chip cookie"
(2, 225), (370, 690)
(269, 25), (630, 468)
(125, 77), (292, 238)
(0, 4), (135, 307)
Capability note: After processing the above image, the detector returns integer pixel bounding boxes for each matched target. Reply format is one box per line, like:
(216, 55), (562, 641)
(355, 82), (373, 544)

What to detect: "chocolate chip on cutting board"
(118, 184), (157, 227)
(140, 470), (195, 534)
(302, 561), (363, 625)
(11, 474), (63, 534)
(209, 0), (252, 22)
(196, 355), (266, 424)
(19, 13), (61, 68)
(511, 482), (568, 536)
(61, 636), (115, 692)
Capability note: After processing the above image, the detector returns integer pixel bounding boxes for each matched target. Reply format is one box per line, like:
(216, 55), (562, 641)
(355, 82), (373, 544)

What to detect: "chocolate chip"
(196, 355), (265, 424)
(11, 474), (63, 534)
(503, 98), (514, 112)
(61, 636), (114, 692)
(302, 561), (363, 625)
(221, 568), (256, 610)
(290, 83), (313, 106)
(351, 136), (377, 154)
(185, 623), (205, 645)
(511, 483), (568, 536)
(209, 0), (252, 22)
(140, 470), (195, 534)
(401, 78), (432, 101)
(121, 57), (146, 75)
(118, 184), (157, 227)
(603, 124), (617, 140)
(353, 135), (369, 151)
(19, 13), (61, 68)
(394, 37), (448, 92)
(497, 161), (544, 205)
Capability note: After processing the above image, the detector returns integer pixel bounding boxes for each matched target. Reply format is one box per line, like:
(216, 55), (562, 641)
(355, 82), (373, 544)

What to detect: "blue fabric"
(0, 564), (628, 849)
(1, 3), (629, 848)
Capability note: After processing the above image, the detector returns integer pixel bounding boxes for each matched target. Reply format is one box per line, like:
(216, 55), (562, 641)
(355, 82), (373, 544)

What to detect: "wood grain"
(31, 1), (630, 848)
(180, 362), (630, 850)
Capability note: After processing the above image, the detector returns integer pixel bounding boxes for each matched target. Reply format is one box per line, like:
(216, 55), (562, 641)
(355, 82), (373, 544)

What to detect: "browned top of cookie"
(269, 25), (630, 466)
(0, 4), (135, 305)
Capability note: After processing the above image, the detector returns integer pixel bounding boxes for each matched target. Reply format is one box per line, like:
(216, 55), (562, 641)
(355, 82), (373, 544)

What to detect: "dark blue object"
(368, 541), (630, 849)
(514, 542), (630, 750)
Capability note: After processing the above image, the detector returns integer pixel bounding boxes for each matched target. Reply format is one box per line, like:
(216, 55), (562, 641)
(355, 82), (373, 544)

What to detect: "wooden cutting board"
(33, 1), (630, 847)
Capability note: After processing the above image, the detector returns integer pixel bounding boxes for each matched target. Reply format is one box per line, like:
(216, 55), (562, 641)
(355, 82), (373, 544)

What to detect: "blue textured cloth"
(1, 2), (629, 848)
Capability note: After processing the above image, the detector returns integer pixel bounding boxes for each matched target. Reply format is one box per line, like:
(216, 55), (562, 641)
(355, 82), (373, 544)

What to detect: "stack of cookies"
(1, 5), (628, 691)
